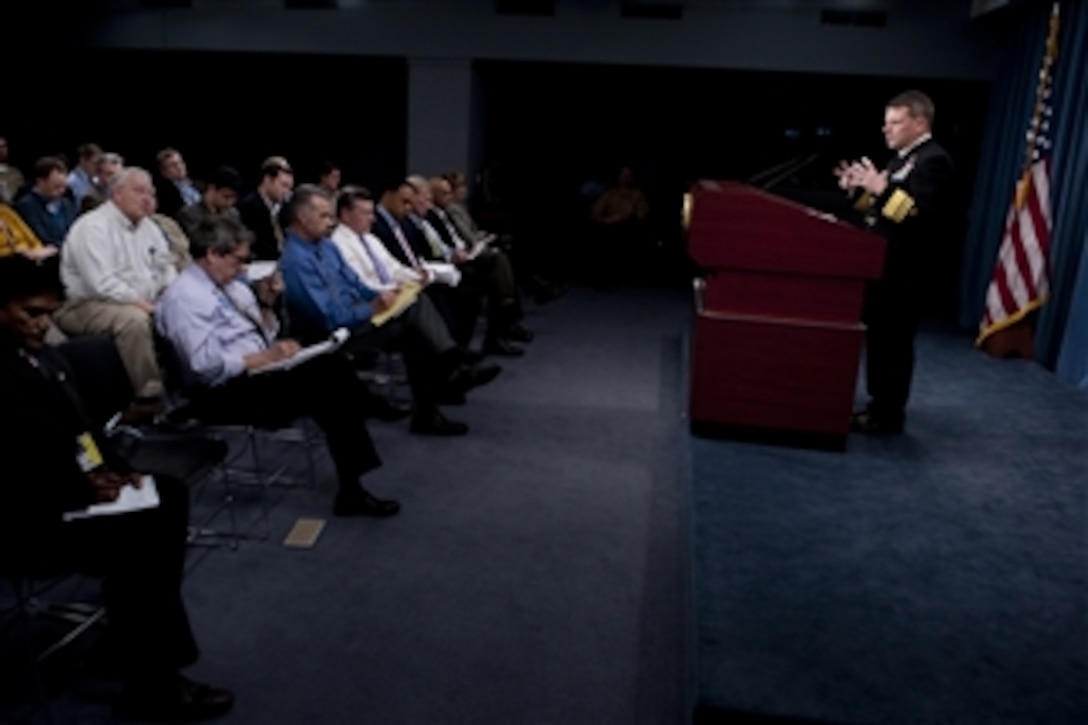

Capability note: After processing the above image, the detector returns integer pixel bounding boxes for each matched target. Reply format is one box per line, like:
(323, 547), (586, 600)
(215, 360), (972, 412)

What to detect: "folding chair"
(55, 336), (233, 549)
(1, 570), (104, 724)
(0, 337), (227, 722)
(152, 331), (325, 539)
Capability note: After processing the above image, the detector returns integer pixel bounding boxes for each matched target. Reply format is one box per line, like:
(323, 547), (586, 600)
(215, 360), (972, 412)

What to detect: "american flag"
(977, 1), (1061, 345)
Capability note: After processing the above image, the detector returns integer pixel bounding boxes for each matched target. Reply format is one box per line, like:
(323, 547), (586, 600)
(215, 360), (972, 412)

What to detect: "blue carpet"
(692, 326), (1088, 723)
(1, 285), (693, 725)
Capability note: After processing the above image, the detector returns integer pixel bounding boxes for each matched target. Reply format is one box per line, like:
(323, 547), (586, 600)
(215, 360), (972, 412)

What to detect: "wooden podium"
(686, 180), (885, 448)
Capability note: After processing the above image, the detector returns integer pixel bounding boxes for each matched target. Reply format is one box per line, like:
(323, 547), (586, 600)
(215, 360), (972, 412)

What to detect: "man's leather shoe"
(851, 409), (904, 435)
(121, 399), (165, 426)
(506, 323), (535, 343)
(334, 488), (401, 517)
(533, 283), (566, 304)
(449, 363), (502, 394)
(118, 675), (235, 721)
(437, 387), (467, 405)
(365, 395), (412, 422)
(483, 338), (524, 357)
(458, 347), (485, 365)
(410, 409), (469, 436)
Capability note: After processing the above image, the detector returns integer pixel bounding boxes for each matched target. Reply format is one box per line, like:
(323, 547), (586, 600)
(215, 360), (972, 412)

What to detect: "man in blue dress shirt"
(66, 142), (102, 206)
(280, 185), (501, 436)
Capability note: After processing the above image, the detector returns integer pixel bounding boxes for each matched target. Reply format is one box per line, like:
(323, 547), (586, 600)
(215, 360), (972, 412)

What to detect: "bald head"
(110, 167), (157, 222)
(429, 176), (454, 209)
(406, 174), (432, 213)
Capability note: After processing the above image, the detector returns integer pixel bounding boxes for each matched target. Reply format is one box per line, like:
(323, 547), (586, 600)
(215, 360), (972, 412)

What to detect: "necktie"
(437, 210), (467, 250)
(359, 234), (391, 285)
(270, 205), (285, 252)
(19, 347), (46, 377)
(219, 286), (271, 347)
(419, 219), (447, 259)
(390, 219), (420, 268)
(179, 181), (201, 206)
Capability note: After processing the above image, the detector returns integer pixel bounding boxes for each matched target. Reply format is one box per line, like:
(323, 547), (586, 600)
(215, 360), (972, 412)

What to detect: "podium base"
(690, 419), (847, 453)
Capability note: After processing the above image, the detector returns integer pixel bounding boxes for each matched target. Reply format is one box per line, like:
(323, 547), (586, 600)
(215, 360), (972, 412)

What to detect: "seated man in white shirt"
(331, 185), (426, 292)
(406, 175), (529, 357)
(331, 185), (483, 372)
(55, 167), (176, 405)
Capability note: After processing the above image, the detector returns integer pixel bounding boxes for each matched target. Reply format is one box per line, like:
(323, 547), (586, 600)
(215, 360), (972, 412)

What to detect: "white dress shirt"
(66, 167), (96, 205)
(898, 132), (933, 159)
(432, 207), (470, 251)
(61, 201), (177, 304)
(330, 223), (424, 291)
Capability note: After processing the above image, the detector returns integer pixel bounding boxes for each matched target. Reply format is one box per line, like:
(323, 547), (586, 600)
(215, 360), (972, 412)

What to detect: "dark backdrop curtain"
(960, 0), (1088, 386)
(1037, 0), (1088, 381)
(957, 6), (1049, 332)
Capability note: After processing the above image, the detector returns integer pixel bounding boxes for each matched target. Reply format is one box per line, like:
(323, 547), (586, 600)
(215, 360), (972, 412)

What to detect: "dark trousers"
(465, 250), (523, 341)
(863, 274), (921, 420)
(506, 234), (556, 287)
(190, 355), (381, 493)
(7, 476), (198, 687)
(343, 295), (459, 413)
(424, 283), (482, 349)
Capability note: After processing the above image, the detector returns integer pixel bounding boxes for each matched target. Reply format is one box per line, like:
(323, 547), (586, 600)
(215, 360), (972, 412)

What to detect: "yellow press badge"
(76, 433), (104, 472)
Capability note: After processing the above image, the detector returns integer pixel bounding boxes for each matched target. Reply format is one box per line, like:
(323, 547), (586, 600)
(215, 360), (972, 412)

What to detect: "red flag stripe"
(1010, 210), (1039, 301)
(1025, 184), (1051, 259)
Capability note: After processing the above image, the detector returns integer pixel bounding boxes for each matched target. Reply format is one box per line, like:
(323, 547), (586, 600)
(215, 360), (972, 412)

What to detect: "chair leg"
(10, 579), (55, 724)
(223, 467), (240, 549)
(195, 422), (329, 541)
(300, 418), (319, 492)
(8, 578), (109, 723)
(185, 464), (243, 553)
(304, 439), (316, 491)
(248, 428), (274, 540)
(219, 426), (271, 539)
(34, 607), (106, 663)
(29, 644), (54, 724)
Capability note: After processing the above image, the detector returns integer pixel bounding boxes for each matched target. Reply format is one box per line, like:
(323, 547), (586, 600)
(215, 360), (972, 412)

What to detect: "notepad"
(464, 240), (490, 260)
(63, 475), (161, 521)
(249, 328), (350, 375)
(371, 283), (421, 327)
(422, 262), (461, 287)
(246, 261), (278, 281)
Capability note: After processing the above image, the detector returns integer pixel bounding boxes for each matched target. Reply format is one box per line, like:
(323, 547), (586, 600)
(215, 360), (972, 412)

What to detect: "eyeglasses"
(226, 251), (254, 264)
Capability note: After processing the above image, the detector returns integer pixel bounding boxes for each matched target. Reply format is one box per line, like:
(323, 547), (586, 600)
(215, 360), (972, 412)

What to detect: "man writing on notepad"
(0, 254), (234, 720)
(331, 185), (426, 293)
(331, 186), (466, 341)
(279, 185), (501, 435)
(155, 216), (401, 517)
